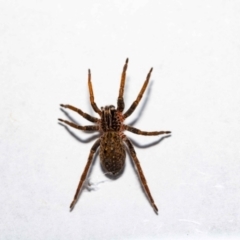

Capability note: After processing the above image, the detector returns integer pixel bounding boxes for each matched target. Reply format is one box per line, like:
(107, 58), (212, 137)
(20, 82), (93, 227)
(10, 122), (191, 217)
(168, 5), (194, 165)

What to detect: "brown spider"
(58, 59), (171, 213)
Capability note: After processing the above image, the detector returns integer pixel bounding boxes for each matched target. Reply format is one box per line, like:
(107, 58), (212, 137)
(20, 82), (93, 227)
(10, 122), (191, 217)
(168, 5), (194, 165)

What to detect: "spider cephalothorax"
(59, 58), (171, 213)
(100, 105), (122, 132)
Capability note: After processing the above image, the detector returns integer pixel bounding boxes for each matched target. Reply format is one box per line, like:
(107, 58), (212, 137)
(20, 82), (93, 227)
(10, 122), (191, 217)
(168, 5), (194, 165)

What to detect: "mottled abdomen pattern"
(100, 132), (126, 175)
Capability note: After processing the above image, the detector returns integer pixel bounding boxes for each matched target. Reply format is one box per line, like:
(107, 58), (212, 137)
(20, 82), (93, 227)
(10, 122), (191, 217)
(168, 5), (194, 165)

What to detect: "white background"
(1, 1), (240, 239)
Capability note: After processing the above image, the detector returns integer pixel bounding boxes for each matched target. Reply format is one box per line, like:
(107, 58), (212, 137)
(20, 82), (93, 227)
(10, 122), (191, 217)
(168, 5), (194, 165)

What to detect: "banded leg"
(70, 139), (100, 210)
(117, 58), (129, 112)
(60, 104), (99, 123)
(124, 136), (158, 213)
(88, 69), (102, 115)
(123, 68), (153, 119)
(124, 125), (171, 136)
(58, 119), (99, 131)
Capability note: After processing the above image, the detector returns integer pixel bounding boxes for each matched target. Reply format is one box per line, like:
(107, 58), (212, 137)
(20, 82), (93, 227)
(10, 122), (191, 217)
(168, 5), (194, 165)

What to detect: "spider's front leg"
(123, 136), (158, 213)
(123, 67), (152, 119)
(58, 119), (99, 131)
(60, 104), (99, 123)
(117, 58), (129, 112)
(88, 69), (102, 115)
(70, 139), (100, 210)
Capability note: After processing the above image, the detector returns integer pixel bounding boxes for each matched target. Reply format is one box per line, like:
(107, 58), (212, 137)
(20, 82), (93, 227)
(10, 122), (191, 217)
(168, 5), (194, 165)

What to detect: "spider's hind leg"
(70, 138), (100, 210)
(123, 136), (158, 213)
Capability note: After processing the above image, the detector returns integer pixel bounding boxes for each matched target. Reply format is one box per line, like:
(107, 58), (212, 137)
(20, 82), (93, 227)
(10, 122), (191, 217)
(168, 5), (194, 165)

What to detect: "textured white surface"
(1, 0), (240, 239)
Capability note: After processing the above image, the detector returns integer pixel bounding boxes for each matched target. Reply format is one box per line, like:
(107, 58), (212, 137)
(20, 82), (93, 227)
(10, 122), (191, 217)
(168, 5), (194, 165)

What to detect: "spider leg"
(70, 139), (100, 210)
(58, 119), (99, 131)
(60, 104), (99, 123)
(123, 136), (158, 213)
(117, 58), (129, 112)
(124, 125), (171, 136)
(123, 68), (152, 119)
(88, 69), (102, 115)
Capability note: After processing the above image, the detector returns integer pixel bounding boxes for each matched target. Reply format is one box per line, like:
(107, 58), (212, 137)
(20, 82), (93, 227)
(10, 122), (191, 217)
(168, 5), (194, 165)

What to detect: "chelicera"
(58, 59), (171, 213)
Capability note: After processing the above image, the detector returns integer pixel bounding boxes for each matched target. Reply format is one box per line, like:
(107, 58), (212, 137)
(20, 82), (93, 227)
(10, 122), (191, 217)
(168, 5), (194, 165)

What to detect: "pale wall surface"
(1, 1), (240, 239)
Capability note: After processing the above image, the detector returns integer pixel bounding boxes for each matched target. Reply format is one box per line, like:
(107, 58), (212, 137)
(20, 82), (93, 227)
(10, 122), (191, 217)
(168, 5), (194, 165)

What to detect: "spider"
(58, 59), (171, 213)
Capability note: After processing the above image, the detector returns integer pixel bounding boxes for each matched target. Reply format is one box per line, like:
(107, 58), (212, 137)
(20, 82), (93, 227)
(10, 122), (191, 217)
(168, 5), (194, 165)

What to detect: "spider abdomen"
(99, 132), (126, 175)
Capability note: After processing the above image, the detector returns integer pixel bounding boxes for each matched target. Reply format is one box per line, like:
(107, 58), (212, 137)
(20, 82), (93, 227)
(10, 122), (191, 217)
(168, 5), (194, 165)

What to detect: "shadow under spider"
(129, 135), (172, 149)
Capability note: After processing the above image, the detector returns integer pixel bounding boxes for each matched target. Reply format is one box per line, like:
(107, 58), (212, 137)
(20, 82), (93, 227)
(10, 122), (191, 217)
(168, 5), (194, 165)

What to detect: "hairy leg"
(88, 69), (102, 115)
(123, 136), (158, 213)
(58, 119), (99, 131)
(123, 68), (152, 119)
(60, 104), (99, 123)
(70, 139), (100, 210)
(117, 58), (129, 112)
(124, 125), (171, 136)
